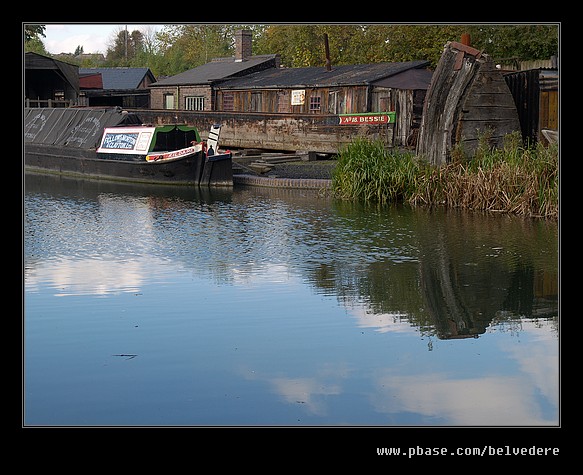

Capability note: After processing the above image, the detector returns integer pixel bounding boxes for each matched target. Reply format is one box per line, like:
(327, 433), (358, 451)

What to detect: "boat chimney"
(235, 29), (252, 62)
(324, 33), (332, 71)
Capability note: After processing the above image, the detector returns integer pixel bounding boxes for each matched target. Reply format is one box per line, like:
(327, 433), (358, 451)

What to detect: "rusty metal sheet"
(449, 41), (482, 59)
(454, 51), (465, 71)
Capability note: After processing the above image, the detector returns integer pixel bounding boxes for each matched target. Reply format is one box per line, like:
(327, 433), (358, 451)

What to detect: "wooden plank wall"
(454, 61), (521, 151)
(417, 42), (521, 166)
(136, 110), (395, 154)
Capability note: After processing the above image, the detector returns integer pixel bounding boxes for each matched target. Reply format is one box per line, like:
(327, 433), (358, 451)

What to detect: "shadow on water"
(24, 170), (234, 204)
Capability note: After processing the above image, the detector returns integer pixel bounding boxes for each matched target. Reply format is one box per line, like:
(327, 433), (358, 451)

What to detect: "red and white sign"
(146, 144), (202, 162)
(339, 114), (392, 125)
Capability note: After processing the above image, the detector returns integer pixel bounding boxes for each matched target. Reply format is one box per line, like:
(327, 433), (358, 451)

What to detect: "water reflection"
(24, 173), (559, 426)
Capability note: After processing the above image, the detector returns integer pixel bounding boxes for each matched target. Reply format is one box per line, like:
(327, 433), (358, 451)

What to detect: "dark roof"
(216, 60), (431, 89)
(150, 55), (279, 86)
(371, 67), (433, 90)
(25, 52), (80, 93)
(79, 67), (155, 90)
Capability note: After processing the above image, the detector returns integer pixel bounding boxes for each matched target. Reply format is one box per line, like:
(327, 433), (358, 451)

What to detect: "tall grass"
(332, 137), (422, 204)
(332, 133), (558, 219)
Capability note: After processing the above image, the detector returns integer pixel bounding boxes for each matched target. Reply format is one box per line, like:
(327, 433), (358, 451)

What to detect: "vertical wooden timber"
(417, 41), (521, 166)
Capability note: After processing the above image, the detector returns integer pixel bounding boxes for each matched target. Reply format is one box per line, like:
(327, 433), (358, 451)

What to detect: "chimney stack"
(235, 29), (252, 62)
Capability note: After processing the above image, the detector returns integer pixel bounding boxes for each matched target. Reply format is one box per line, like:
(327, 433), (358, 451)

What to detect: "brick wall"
(235, 30), (252, 62)
(150, 85), (213, 111)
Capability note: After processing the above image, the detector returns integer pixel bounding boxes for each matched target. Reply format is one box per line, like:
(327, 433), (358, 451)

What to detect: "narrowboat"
(24, 107), (232, 187)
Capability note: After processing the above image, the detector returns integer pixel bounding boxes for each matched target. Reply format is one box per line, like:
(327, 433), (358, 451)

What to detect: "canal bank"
(234, 174), (332, 190)
(232, 155), (335, 190)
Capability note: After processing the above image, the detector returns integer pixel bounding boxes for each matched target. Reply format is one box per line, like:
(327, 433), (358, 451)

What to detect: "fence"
(24, 99), (75, 108)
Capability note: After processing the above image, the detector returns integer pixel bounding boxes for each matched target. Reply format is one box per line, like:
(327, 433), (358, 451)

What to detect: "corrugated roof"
(371, 67), (433, 90)
(150, 55), (279, 86)
(216, 60), (431, 89)
(79, 67), (154, 90)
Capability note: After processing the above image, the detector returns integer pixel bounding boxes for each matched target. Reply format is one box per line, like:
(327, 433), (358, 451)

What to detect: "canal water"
(23, 172), (559, 427)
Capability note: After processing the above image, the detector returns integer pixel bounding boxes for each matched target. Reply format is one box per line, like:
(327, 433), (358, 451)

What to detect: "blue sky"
(43, 24), (163, 54)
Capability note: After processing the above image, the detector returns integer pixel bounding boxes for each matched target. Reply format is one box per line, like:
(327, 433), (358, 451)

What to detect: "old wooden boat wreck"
(416, 41), (521, 166)
(24, 107), (232, 186)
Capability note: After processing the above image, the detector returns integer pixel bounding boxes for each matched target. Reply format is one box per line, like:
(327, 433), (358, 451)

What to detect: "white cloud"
(42, 24), (161, 55)
(371, 372), (556, 426)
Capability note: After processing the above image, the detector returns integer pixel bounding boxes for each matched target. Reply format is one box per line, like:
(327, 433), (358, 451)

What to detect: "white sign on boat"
(97, 127), (157, 155)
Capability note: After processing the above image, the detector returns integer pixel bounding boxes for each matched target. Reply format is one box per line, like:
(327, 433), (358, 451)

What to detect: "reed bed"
(331, 133), (558, 219)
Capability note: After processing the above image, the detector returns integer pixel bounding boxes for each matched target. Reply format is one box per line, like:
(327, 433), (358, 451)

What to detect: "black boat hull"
(24, 143), (233, 187)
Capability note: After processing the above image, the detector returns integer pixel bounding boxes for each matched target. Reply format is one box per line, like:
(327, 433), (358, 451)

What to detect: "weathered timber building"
(504, 67), (558, 146)
(79, 67), (156, 108)
(25, 52), (79, 107)
(145, 29), (433, 151)
(417, 41), (522, 165)
(24, 53), (156, 109)
(213, 60), (432, 147)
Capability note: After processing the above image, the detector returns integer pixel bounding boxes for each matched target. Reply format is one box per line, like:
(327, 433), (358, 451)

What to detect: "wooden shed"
(504, 67), (558, 146)
(417, 41), (521, 166)
(78, 67), (156, 108)
(24, 52), (79, 107)
(214, 60), (432, 147)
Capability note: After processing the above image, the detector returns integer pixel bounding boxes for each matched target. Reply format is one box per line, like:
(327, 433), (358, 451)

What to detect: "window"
(223, 93), (234, 111)
(164, 93), (175, 110)
(185, 96), (205, 111)
(328, 91), (338, 114)
(310, 95), (321, 112)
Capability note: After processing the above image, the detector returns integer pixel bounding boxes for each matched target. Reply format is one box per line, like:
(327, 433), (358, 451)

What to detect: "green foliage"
(254, 24), (558, 68)
(24, 25), (45, 42)
(466, 25), (558, 62)
(105, 28), (145, 66)
(24, 24), (48, 55)
(27, 23), (559, 76)
(332, 135), (558, 219)
(155, 24), (242, 73)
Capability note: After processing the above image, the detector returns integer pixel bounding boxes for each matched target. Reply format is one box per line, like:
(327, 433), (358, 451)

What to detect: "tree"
(466, 25), (558, 61)
(105, 27), (145, 65)
(254, 25), (356, 67)
(25, 24), (45, 42)
(252, 24), (558, 69)
(24, 24), (48, 55)
(155, 24), (240, 73)
(26, 23), (557, 77)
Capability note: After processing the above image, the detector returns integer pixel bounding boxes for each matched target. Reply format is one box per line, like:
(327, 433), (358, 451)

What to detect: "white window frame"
(164, 93), (175, 110)
(185, 96), (205, 111)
